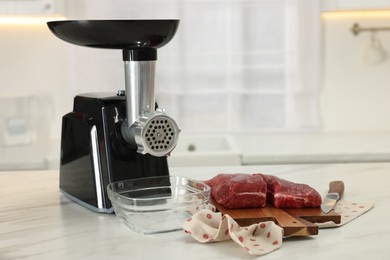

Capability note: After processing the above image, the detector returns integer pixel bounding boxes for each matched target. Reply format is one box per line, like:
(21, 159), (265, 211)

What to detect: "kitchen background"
(1, 0), (390, 170)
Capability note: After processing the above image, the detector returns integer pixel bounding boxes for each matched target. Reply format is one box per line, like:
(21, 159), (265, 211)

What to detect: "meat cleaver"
(321, 181), (345, 214)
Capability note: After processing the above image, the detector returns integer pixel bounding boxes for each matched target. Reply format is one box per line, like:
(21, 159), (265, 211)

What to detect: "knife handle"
(329, 181), (344, 198)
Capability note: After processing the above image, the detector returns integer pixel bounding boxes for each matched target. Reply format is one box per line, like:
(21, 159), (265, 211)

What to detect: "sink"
(168, 134), (241, 167)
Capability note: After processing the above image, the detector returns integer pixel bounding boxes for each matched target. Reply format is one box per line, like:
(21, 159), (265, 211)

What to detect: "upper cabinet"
(322, 0), (390, 11)
(0, 0), (63, 16)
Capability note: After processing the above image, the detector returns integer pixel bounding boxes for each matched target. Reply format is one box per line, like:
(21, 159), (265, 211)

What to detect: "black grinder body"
(59, 92), (169, 213)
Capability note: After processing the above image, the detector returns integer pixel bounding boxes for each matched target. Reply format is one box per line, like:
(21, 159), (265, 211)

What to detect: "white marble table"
(1, 163), (390, 259)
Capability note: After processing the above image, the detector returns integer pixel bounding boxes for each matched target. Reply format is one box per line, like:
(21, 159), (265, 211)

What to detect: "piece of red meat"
(205, 173), (267, 209)
(259, 174), (322, 208)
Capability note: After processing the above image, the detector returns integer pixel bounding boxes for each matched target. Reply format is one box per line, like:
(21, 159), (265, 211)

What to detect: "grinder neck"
(123, 48), (157, 127)
(121, 48), (180, 157)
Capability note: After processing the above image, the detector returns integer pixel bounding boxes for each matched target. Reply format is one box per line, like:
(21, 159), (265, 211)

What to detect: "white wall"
(320, 11), (390, 132)
(1, 10), (390, 145)
(0, 22), (71, 141)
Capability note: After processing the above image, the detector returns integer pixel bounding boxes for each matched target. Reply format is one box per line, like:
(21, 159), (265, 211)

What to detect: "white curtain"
(65, 0), (321, 133)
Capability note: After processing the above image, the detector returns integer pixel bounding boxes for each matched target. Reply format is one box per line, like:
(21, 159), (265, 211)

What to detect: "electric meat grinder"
(47, 20), (181, 213)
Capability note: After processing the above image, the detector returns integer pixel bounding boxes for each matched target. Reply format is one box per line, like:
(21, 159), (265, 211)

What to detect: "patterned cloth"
(182, 209), (283, 256)
(317, 200), (374, 228)
(182, 200), (374, 256)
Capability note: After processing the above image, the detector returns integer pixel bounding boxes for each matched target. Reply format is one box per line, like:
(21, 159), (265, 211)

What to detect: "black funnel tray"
(47, 20), (179, 49)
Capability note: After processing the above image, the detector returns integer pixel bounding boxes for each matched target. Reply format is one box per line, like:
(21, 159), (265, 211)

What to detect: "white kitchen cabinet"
(0, 0), (63, 16)
(322, 0), (390, 11)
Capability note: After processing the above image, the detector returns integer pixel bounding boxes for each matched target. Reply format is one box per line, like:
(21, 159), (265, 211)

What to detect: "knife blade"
(321, 181), (345, 214)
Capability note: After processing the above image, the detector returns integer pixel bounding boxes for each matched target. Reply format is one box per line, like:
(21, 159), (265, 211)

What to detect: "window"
(66, 0), (321, 133)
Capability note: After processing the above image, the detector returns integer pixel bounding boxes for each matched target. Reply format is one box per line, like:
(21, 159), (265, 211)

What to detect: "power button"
(117, 90), (125, 96)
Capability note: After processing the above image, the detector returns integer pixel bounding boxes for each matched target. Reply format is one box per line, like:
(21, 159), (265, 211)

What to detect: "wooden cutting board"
(211, 198), (341, 237)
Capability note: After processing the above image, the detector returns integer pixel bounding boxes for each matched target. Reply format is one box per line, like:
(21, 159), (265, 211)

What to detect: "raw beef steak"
(259, 174), (322, 208)
(205, 173), (267, 209)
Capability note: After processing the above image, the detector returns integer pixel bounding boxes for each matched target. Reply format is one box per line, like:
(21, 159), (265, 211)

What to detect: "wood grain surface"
(211, 198), (341, 237)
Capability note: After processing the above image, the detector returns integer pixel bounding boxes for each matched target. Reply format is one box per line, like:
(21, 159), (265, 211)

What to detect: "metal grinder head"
(124, 109), (180, 157)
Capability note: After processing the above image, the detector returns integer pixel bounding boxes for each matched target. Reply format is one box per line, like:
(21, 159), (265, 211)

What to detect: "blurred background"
(1, 0), (390, 170)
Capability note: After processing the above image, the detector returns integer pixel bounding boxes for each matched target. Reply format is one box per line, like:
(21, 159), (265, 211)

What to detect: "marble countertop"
(1, 162), (390, 259)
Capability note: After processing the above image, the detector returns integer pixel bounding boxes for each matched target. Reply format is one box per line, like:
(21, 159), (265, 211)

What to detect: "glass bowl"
(107, 175), (210, 235)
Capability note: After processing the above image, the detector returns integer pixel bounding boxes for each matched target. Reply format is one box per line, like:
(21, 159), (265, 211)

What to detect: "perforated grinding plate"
(143, 116), (178, 153)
